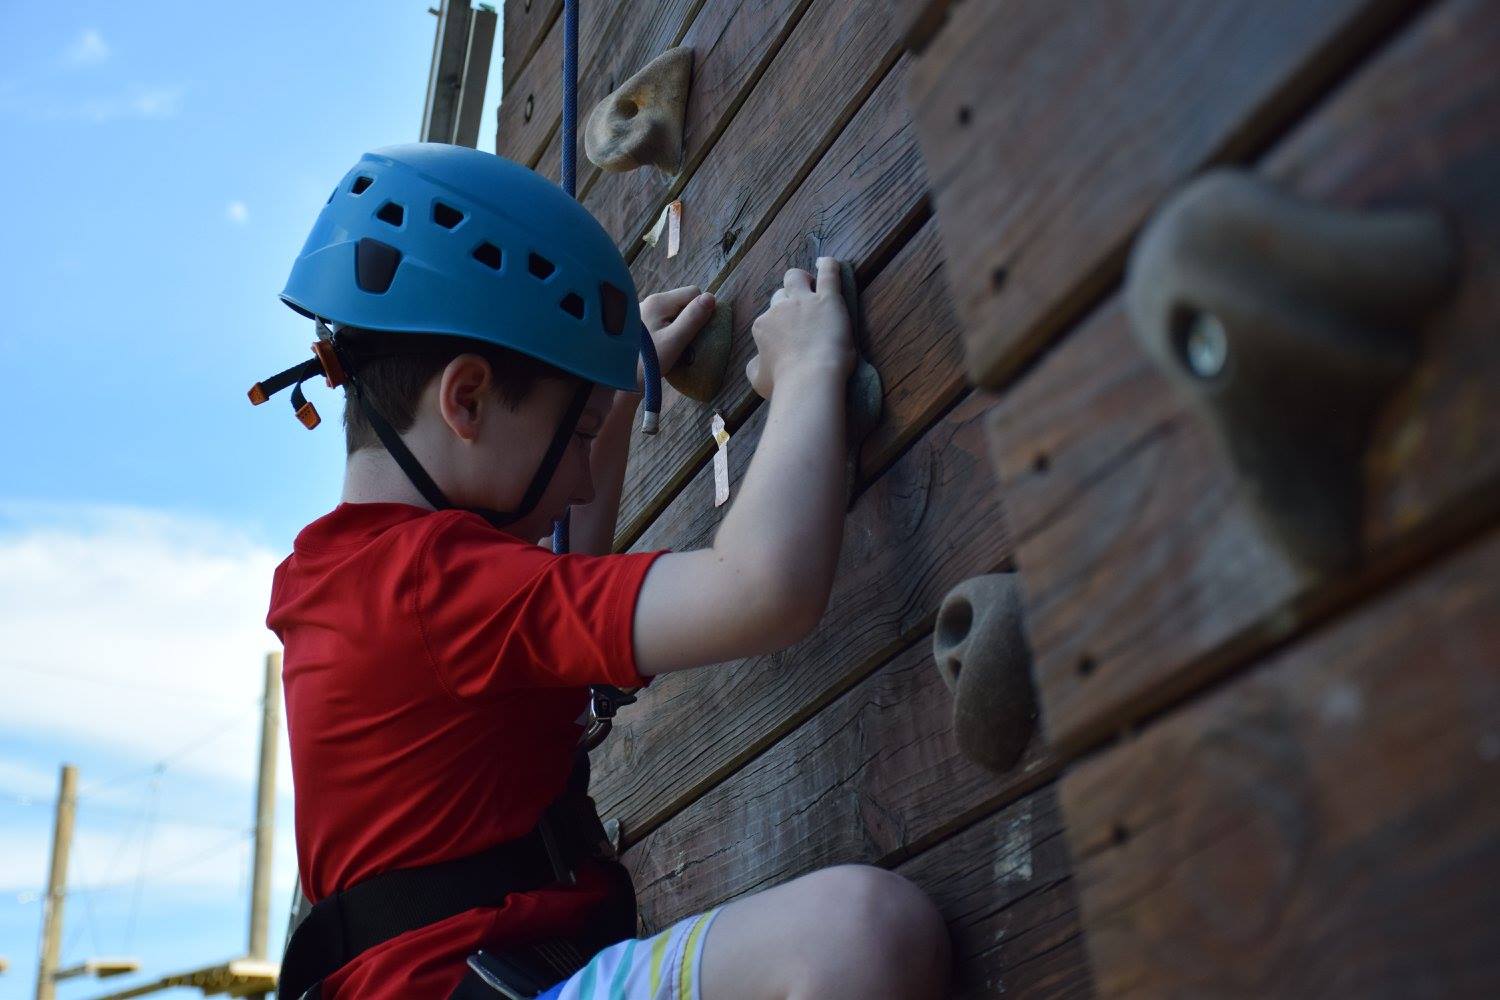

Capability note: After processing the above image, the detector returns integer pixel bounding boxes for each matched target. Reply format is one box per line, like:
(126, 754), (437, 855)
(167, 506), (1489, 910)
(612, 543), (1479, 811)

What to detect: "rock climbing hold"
(1126, 169), (1457, 574)
(667, 300), (732, 403)
(842, 260), (883, 507)
(932, 573), (1037, 774)
(585, 47), (693, 174)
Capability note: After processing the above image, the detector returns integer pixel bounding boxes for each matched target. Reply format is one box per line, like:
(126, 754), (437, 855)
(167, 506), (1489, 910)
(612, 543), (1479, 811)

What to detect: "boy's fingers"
(783, 268), (813, 294)
(814, 257), (841, 297)
(664, 293), (715, 337)
(642, 284), (703, 323)
(746, 355), (761, 385)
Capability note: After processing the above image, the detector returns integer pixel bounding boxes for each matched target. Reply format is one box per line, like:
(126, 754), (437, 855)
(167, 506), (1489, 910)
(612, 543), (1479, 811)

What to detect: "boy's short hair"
(338, 329), (578, 454)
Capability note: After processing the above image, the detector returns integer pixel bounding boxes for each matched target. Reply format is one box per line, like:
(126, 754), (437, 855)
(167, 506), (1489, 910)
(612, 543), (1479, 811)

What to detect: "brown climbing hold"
(585, 47), (693, 174)
(931, 573), (1037, 774)
(667, 300), (732, 403)
(841, 260), (883, 506)
(1126, 169), (1458, 574)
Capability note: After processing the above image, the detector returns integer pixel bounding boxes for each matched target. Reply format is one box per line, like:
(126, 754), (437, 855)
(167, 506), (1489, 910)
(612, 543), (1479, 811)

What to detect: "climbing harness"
(278, 752), (635, 1000)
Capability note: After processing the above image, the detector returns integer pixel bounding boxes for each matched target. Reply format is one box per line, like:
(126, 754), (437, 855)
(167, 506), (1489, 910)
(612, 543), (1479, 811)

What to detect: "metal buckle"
(580, 686), (638, 752)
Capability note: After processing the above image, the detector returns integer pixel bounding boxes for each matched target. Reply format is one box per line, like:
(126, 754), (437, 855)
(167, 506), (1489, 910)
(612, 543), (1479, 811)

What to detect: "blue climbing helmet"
(282, 142), (641, 390)
(250, 143), (654, 527)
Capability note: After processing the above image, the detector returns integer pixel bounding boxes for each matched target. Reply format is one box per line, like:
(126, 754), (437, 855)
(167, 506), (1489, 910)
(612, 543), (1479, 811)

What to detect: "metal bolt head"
(1183, 311), (1229, 379)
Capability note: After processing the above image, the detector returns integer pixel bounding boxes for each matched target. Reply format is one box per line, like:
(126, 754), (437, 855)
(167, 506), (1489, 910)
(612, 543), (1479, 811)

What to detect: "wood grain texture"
(986, 0), (1500, 753)
(593, 391), (1009, 840)
(612, 56), (928, 549)
(625, 638), (1056, 925)
(536, 0), (814, 241)
(897, 787), (1095, 1000)
(1062, 526), (1500, 998)
(497, 0), (699, 167)
(622, 0), (905, 295)
(500, 0), (561, 94)
(632, 777), (1092, 1000)
(906, 0), (1420, 388)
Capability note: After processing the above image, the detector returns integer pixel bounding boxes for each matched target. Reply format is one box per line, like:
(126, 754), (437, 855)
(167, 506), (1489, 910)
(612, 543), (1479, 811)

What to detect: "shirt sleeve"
(415, 511), (668, 699)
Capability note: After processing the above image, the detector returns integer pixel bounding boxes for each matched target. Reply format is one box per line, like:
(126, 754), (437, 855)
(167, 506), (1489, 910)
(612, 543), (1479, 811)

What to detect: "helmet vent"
(350, 175), (374, 195)
(600, 282), (628, 336)
(355, 237), (402, 294)
(472, 241), (503, 270)
(527, 253), (556, 280)
(560, 292), (586, 320)
(433, 201), (464, 229)
(376, 202), (405, 227)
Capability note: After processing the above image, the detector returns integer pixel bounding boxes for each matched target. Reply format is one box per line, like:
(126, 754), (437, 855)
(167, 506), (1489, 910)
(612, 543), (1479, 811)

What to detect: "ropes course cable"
(123, 768), (163, 951)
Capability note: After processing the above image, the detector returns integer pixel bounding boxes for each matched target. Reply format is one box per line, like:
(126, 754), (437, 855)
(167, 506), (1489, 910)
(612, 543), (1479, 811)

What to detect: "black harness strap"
(278, 827), (560, 1000)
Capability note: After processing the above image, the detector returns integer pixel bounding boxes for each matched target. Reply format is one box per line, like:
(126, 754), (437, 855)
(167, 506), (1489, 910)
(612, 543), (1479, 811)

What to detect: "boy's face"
(419, 355), (613, 543)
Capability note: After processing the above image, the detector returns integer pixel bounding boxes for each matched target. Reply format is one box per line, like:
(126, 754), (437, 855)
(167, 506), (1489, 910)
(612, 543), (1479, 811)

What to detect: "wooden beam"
(421, 0), (473, 143)
(501, 0), (561, 95)
(985, 0), (1500, 754)
(904, 0), (1421, 389)
(624, 636), (1058, 924)
(1061, 525), (1500, 997)
(593, 386), (1009, 839)
(452, 4), (498, 149)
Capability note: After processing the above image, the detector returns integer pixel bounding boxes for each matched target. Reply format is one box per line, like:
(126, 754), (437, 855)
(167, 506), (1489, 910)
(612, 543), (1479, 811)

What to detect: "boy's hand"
(745, 258), (855, 400)
(637, 285), (718, 391)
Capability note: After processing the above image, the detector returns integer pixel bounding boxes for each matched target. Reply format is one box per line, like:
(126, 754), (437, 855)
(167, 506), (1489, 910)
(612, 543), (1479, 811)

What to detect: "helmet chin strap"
(324, 321), (591, 531)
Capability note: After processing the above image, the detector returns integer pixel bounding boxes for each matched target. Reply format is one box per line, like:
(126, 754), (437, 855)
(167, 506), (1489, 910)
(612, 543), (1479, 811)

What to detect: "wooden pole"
(35, 763), (77, 1000)
(248, 651), (281, 968)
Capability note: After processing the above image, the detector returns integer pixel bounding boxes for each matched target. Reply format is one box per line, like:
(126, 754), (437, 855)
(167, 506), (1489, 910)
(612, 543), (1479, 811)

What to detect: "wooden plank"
(1061, 525), (1500, 997)
(594, 389), (1007, 838)
(533, 0), (813, 228)
(905, 0), (1421, 388)
(896, 787), (1094, 1000)
(624, 638), (1057, 923)
(630, 781), (1092, 1000)
(985, 0), (1500, 752)
(496, 0), (698, 167)
(501, 0), (561, 94)
(622, 0), (906, 296)
(613, 55), (927, 549)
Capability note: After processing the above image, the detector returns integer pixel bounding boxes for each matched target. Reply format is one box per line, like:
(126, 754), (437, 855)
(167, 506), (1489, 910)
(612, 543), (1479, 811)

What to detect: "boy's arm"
(633, 258), (855, 676)
(566, 287), (716, 555)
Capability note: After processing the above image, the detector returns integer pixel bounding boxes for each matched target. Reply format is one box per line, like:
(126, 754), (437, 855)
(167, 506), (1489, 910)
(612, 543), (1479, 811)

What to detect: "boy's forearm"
(714, 364), (847, 622)
(567, 391), (640, 555)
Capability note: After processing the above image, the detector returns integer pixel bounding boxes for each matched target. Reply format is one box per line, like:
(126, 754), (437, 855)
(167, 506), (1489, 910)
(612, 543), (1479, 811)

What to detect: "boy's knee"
(798, 866), (951, 993)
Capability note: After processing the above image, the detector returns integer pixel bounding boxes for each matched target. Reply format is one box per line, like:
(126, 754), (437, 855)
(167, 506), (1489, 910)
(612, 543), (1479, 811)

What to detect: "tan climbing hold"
(668, 300), (732, 403)
(932, 574), (1037, 775)
(585, 47), (693, 174)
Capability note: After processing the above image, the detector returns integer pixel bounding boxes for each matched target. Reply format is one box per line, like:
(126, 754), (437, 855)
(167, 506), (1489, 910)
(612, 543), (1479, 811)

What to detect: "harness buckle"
(581, 686), (638, 752)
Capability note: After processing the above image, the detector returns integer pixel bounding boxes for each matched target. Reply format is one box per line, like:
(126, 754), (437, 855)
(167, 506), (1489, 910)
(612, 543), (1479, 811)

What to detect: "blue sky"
(0, 3), (508, 995)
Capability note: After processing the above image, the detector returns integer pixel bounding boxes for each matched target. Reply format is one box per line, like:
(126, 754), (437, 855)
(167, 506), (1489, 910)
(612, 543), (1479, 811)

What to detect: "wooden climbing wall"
(496, 0), (1500, 995)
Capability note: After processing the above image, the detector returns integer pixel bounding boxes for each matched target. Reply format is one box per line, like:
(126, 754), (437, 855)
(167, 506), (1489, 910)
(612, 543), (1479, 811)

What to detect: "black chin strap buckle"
(247, 337), (349, 431)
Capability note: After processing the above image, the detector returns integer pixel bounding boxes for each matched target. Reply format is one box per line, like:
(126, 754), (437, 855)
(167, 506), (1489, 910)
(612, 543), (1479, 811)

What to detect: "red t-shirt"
(266, 502), (666, 997)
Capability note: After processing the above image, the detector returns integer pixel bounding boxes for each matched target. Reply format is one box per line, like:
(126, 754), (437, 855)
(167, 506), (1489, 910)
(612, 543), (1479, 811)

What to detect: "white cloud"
(0, 84), (185, 122)
(0, 504), (286, 789)
(226, 201), (249, 225)
(64, 28), (110, 67)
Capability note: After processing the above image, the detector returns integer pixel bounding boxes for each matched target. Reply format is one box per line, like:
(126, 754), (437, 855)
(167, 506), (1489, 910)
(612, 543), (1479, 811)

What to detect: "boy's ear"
(437, 353), (494, 441)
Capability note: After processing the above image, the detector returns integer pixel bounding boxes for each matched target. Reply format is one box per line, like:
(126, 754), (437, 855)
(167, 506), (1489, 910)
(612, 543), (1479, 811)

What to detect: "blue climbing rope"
(554, 0), (661, 555)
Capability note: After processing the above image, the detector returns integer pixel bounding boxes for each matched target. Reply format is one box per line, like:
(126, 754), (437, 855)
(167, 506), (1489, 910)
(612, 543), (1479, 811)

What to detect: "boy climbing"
(255, 144), (949, 999)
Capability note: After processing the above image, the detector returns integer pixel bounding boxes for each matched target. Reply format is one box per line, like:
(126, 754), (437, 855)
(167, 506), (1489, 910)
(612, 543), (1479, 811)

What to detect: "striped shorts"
(536, 909), (721, 1000)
